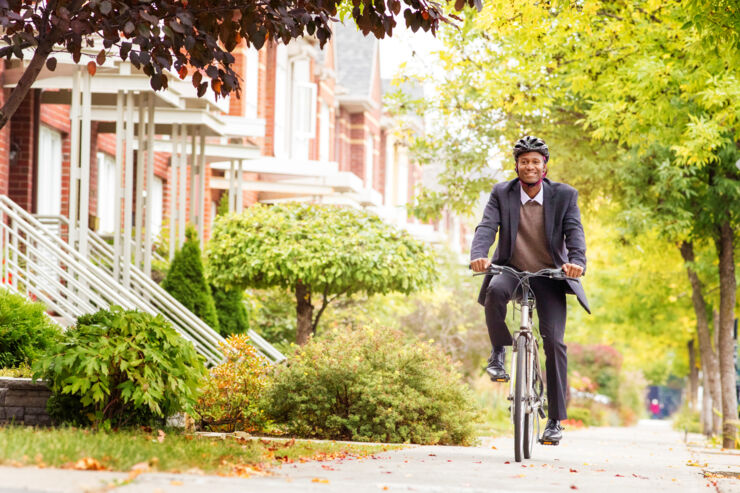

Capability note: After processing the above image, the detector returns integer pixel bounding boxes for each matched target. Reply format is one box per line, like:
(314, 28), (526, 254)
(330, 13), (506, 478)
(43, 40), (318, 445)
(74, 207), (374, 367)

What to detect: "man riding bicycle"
(470, 136), (590, 444)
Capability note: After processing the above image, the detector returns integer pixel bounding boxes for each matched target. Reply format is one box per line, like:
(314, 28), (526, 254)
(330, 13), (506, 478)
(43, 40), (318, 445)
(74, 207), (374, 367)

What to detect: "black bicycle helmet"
(513, 135), (549, 163)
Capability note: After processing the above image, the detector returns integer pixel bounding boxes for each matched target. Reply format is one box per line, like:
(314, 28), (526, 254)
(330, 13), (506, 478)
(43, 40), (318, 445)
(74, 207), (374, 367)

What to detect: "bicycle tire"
(513, 334), (527, 462)
(523, 341), (535, 459)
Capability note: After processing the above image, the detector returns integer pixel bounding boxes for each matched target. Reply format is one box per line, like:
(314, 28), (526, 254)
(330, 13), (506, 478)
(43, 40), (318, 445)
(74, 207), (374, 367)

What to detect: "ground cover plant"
(0, 288), (60, 368)
(0, 427), (389, 475)
(33, 306), (207, 429)
(262, 325), (480, 445)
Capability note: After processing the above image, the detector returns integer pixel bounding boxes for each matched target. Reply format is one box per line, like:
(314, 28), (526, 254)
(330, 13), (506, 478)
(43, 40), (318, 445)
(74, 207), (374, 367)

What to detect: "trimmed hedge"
(0, 288), (60, 368)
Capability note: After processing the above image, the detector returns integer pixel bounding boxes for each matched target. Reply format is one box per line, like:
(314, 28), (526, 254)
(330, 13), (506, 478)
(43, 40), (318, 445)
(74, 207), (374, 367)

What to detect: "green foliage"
(566, 407), (593, 427)
(568, 343), (622, 402)
(33, 306), (207, 429)
(208, 203), (437, 338)
(673, 404), (702, 434)
(211, 284), (248, 336)
(262, 326), (480, 445)
(0, 288), (60, 368)
(216, 191), (230, 217)
(0, 362), (33, 378)
(208, 203), (437, 295)
(243, 287), (296, 351)
(195, 334), (270, 432)
(162, 226), (219, 331)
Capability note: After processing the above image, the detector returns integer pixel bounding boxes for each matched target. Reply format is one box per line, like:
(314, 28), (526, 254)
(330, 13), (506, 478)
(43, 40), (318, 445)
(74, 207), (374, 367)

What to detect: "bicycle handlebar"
(471, 264), (577, 281)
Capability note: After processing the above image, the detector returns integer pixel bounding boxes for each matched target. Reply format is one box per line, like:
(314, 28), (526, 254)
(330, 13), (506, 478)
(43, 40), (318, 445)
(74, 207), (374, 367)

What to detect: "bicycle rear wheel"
(513, 334), (527, 462)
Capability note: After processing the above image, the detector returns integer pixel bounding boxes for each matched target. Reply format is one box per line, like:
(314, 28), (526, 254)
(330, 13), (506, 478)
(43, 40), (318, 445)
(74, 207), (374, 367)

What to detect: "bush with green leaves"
(262, 326), (480, 445)
(162, 226), (219, 331)
(33, 306), (207, 429)
(207, 203), (438, 345)
(0, 288), (60, 368)
(211, 284), (248, 336)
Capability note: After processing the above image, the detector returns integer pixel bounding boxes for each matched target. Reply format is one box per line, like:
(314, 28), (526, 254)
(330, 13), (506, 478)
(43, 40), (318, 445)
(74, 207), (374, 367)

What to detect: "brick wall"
(8, 90), (38, 212)
(0, 378), (52, 426)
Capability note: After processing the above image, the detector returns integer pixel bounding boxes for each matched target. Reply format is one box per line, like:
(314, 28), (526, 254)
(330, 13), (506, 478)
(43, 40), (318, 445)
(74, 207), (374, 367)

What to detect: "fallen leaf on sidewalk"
(570, 468), (578, 473)
(491, 445), (497, 449)
(170, 481), (183, 486)
(70, 457), (106, 471)
(570, 485), (578, 490)
(311, 478), (330, 484)
(615, 474), (624, 477)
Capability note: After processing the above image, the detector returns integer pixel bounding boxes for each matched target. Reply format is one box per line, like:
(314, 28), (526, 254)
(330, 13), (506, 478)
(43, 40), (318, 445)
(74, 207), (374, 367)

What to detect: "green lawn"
(0, 426), (391, 475)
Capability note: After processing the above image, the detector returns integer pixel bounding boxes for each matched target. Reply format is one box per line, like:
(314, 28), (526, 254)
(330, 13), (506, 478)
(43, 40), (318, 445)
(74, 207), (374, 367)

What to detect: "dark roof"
(333, 22), (376, 97)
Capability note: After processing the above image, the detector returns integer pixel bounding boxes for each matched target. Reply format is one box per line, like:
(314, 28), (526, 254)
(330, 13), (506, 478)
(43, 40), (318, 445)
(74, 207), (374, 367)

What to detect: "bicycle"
(474, 264), (572, 462)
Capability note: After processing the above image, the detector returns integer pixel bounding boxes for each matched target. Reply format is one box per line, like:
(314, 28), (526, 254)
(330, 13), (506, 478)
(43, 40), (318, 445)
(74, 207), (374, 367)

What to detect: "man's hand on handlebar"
(470, 257), (491, 272)
(562, 263), (584, 278)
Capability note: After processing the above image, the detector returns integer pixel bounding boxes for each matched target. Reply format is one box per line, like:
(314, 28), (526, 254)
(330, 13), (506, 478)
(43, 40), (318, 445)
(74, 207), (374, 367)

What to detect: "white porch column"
(77, 71), (92, 257)
(236, 159), (244, 213)
(189, 130), (197, 226)
(122, 92), (135, 288)
(169, 124), (179, 261)
(144, 94), (155, 277)
(197, 129), (206, 246)
(178, 125), (187, 247)
(113, 91), (124, 282)
(67, 70), (81, 249)
(228, 159), (236, 213)
(134, 95), (146, 269)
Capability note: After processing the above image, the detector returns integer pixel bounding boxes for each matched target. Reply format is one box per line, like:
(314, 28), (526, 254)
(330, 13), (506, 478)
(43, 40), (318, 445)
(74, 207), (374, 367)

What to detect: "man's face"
(516, 151), (546, 184)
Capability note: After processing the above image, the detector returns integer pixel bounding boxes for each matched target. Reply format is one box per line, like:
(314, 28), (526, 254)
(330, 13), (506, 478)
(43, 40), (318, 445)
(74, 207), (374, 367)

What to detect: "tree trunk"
(679, 241), (722, 436)
(295, 281), (314, 346)
(688, 339), (698, 411)
(714, 220), (738, 448)
(701, 369), (713, 436)
(0, 38), (56, 130)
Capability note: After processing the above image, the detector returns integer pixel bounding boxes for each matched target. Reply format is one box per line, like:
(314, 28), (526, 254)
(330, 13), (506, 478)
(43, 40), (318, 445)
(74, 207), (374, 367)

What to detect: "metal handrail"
(0, 195), (224, 364)
(23, 201), (285, 363)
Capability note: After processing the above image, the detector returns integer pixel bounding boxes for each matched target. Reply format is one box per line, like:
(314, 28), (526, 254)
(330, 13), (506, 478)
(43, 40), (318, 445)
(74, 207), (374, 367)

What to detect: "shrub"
(162, 226), (219, 331)
(211, 284), (248, 336)
(566, 406), (593, 426)
(33, 306), (207, 429)
(568, 343), (622, 401)
(262, 326), (480, 445)
(194, 334), (270, 432)
(0, 288), (60, 368)
(673, 404), (701, 434)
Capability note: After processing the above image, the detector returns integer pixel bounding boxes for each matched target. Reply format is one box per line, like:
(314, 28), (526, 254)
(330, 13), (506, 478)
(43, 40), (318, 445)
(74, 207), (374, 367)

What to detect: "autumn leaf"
(71, 457), (106, 470)
(86, 61), (96, 76)
(311, 478), (330, 483)
(157, 429), (166, 443)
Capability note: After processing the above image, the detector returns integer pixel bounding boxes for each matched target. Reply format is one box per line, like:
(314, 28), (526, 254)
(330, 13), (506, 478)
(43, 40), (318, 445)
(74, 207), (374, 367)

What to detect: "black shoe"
(485, 346), (509, 382)
(541, 419), (563, 444)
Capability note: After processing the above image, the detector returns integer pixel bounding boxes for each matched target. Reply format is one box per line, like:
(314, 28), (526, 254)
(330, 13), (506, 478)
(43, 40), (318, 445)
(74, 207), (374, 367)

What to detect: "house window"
(319, 103), (330, 162)
(96, 152), (116, 233)
(245, 47), (259, 119)
(365, 135), (374, 189)
(274, 44), (288, 158)
(36, 126), (62, 216)
(290, 58), (316, 160)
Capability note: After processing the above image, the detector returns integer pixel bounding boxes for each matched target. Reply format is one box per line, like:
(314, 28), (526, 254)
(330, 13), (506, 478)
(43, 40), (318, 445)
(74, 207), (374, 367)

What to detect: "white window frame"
(289, 57), (317, 160)
(245, 47), (259, 119)
(365, 135), (374, 189)
(96, 152), (116, 233)
(36, 126), (62, 216)
(150, 176), (163, 237)
(319, 103), (330, 162)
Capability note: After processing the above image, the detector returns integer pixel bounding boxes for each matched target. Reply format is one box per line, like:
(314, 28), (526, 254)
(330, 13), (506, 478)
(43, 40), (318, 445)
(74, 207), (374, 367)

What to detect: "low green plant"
(566, 406), (593, 426)
(162, 226), (219, 331)
(262, 326), (481, 445)
(0, 288), (61, 368)
(33, 306), (207, 429)
(0, 362), (33, 378)
(195, 333), (270, 432)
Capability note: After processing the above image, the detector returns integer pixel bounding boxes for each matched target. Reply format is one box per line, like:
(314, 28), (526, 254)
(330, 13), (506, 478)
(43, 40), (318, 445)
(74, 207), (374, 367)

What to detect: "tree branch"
(311, 285), (349, 333)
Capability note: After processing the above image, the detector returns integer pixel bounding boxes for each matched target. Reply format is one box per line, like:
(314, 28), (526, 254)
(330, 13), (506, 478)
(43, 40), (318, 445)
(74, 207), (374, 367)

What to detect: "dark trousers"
(484, 272), (568, 420)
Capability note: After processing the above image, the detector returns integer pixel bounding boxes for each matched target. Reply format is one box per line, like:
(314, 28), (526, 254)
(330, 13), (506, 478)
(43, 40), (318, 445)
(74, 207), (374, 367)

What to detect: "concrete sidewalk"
(0, 420), (733, 492)
(686, 432), (740, 493)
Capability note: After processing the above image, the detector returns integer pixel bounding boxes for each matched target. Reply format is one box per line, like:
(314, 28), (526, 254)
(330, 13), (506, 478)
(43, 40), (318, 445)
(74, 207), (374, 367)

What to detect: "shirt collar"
(520, 182), (544, 205)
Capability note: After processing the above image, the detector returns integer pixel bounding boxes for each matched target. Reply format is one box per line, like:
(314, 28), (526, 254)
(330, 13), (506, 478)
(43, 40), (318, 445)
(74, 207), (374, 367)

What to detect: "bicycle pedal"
(490, 376), (510, 382)
(539, 439), (559, 446)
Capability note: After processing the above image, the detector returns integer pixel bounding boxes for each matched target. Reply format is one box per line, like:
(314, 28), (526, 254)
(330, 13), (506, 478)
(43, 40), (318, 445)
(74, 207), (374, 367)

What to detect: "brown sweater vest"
(509, 200), (555, 272)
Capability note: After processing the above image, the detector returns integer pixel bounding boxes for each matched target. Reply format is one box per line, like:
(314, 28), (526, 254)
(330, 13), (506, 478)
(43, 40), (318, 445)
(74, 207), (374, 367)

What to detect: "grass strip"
(0, 426), (390, 475)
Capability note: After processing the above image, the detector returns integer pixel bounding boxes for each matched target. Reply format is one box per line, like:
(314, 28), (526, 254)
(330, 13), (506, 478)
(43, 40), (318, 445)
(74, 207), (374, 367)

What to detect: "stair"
(0, 194), (285, 365)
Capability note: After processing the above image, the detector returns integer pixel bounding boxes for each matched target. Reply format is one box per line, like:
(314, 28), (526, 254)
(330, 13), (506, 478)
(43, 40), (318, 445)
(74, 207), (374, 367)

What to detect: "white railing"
(0, 196), (232, 365)
(27, 205), (285, 364)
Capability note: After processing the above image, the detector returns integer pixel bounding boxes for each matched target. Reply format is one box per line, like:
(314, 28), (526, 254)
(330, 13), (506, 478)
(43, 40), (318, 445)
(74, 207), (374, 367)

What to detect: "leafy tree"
(162, 226), (219, 331)
(0, 0), (477, 129)
(394, 1), (739, 446)
(207, 203), (438, 345)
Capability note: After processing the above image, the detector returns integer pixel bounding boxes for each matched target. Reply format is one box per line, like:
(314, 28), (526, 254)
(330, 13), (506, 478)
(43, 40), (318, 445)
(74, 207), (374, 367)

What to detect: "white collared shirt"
(520, 183), (544, 205)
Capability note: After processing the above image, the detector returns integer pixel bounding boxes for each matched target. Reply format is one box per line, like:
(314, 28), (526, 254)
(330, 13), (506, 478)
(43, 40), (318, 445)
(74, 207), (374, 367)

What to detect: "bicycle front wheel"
(513, 334), (527, 462)
(523, 341), (535, 459)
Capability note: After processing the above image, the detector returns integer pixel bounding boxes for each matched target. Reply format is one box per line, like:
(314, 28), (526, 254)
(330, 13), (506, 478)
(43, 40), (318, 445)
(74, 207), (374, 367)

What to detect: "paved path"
(0, 420), (730, 493)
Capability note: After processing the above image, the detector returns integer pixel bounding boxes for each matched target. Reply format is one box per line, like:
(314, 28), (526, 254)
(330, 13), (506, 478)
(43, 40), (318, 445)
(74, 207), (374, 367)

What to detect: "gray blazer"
(470, 177), (590, 313)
